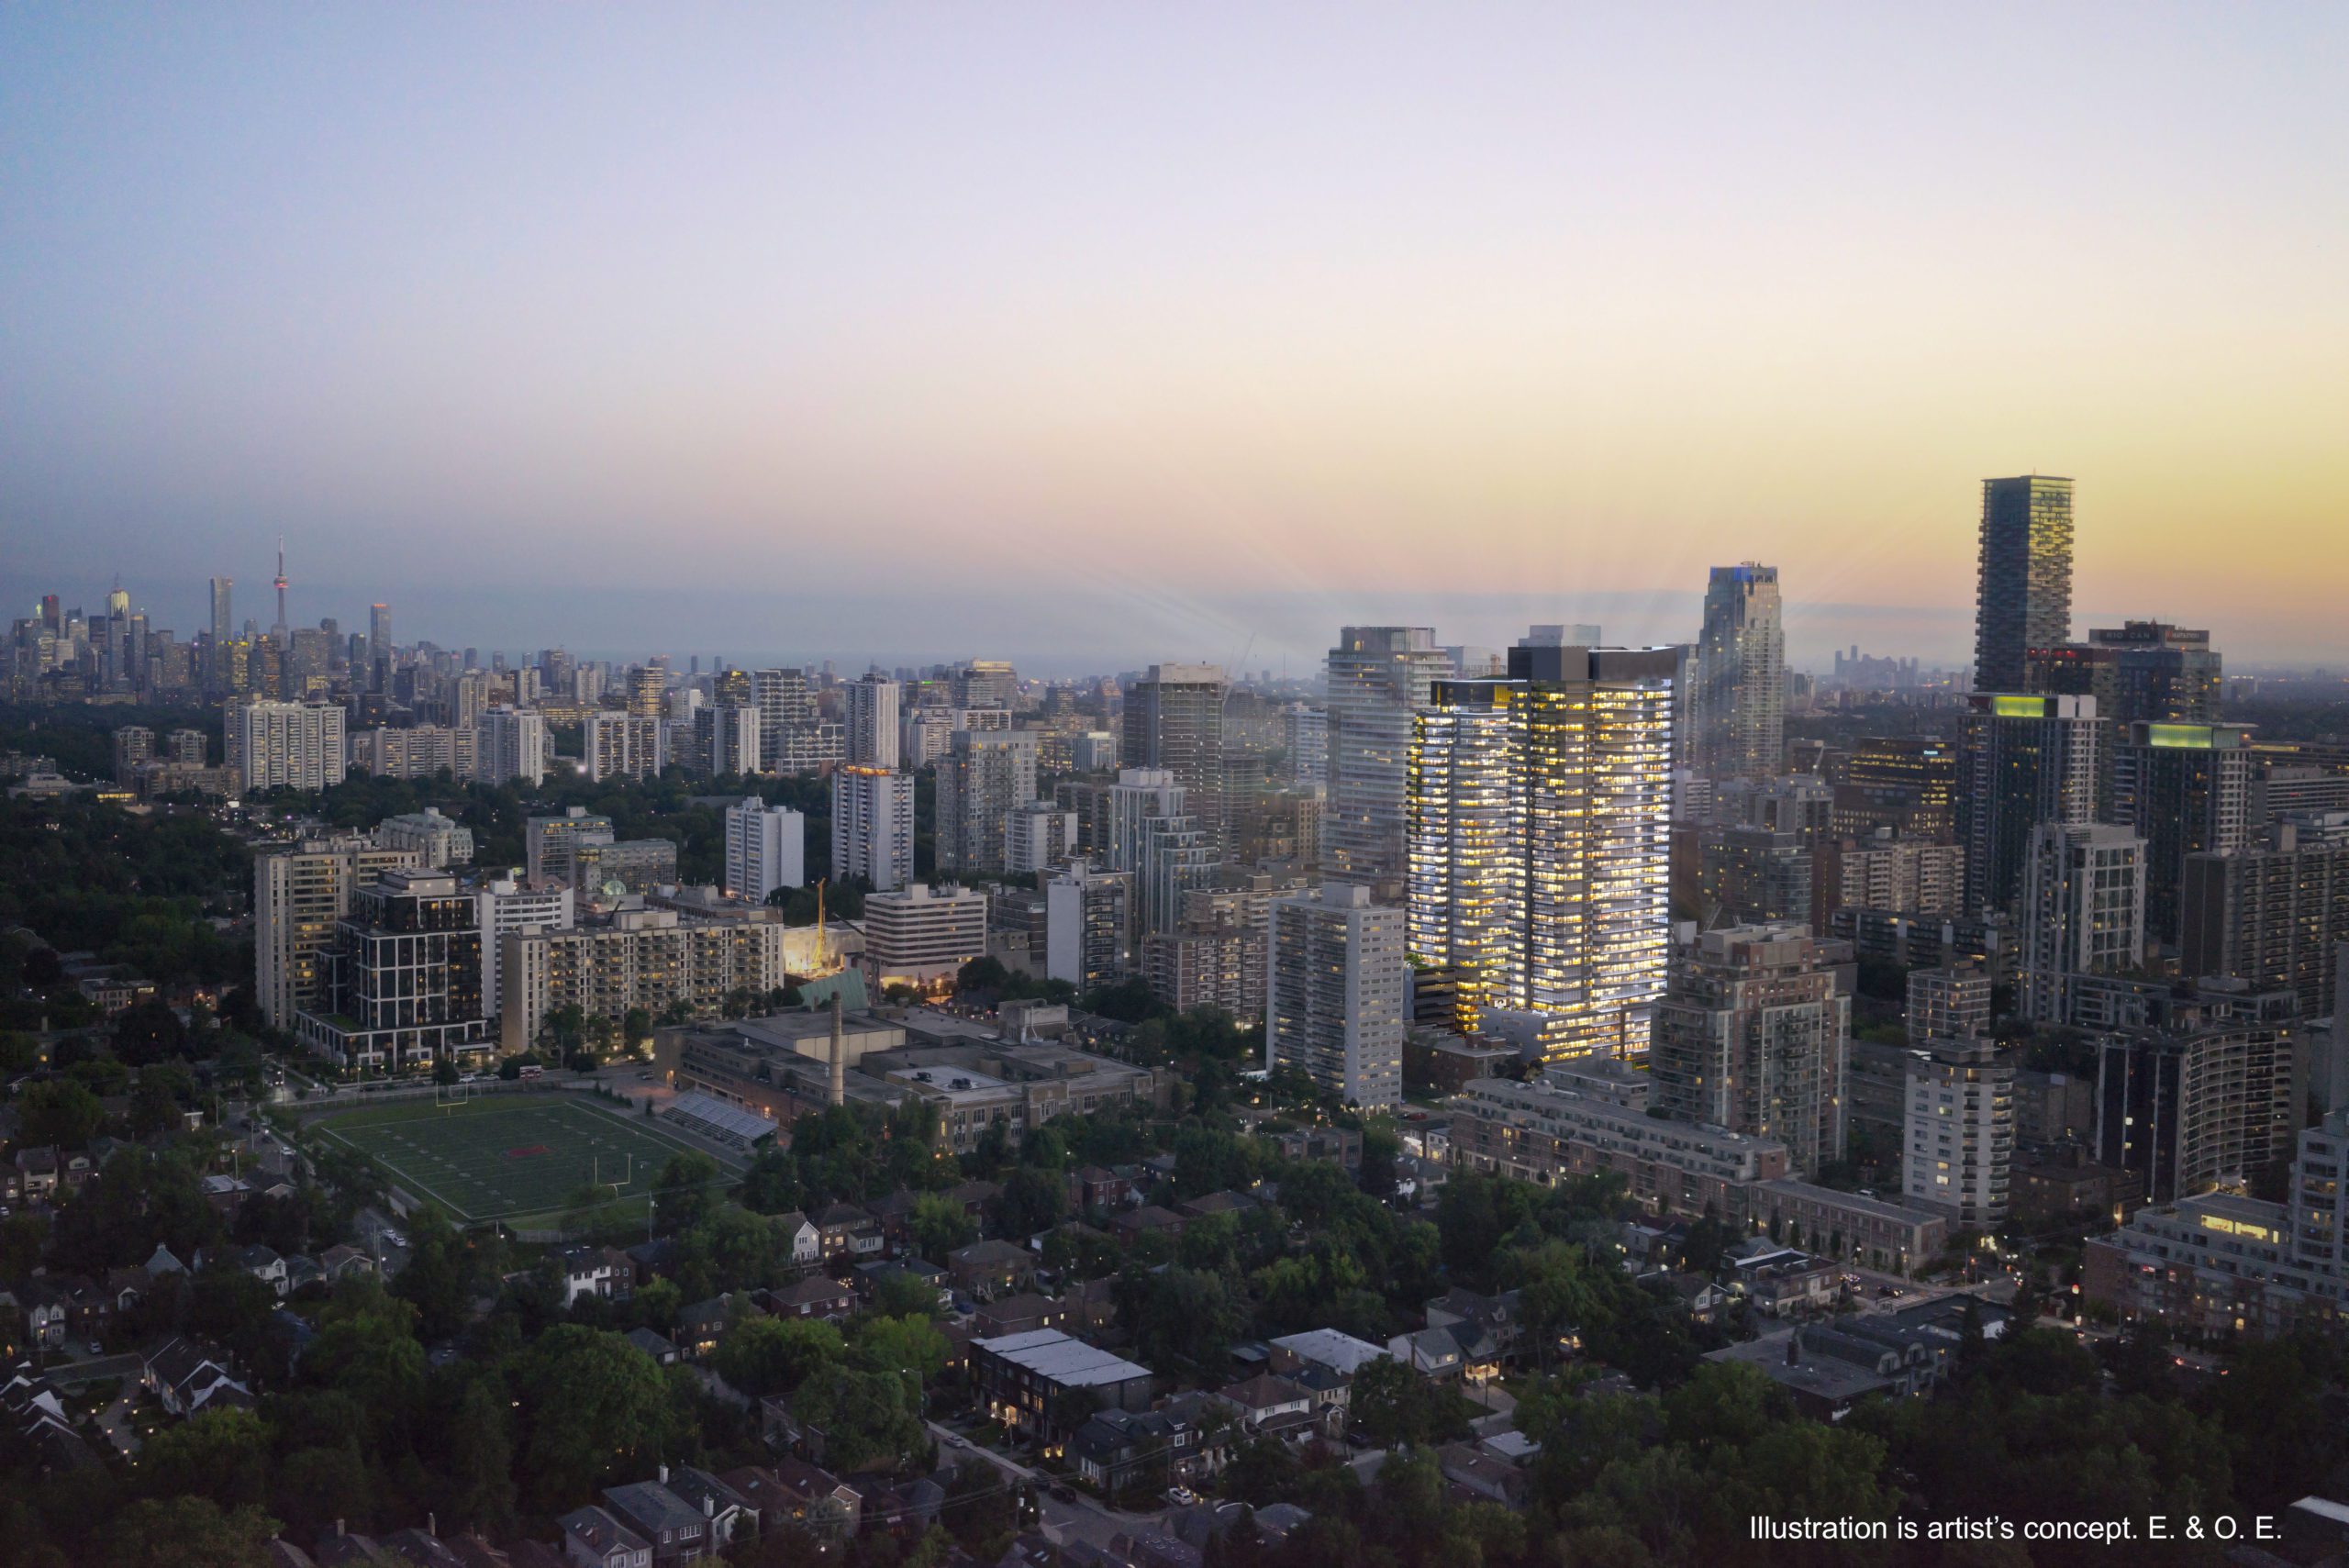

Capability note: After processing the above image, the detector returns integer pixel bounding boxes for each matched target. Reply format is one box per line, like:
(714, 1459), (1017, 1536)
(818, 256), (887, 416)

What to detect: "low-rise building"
(970, 1329), (1155, 1444)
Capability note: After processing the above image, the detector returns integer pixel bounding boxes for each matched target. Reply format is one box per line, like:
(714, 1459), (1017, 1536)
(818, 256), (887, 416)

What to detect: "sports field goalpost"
(435, 1081), (472, 1112)
(592, 1151), (633, 1196)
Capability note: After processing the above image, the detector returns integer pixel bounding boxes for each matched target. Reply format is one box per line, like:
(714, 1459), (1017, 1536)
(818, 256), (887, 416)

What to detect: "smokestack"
(829, 994), (846, 1108)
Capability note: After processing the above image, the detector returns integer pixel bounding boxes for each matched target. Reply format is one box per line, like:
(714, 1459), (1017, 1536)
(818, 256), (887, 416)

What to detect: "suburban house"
(626, 1329), (679, 1365)
(815, 1202), (885, 1261)
(557, 1505), (651, 1568)
(556, 1245), (622, 1307)
(947, 1239), (1034, 1302)
(601, 1476), (714, 1566)
(761, 1274), (857, 1321)
(1213, 1373), (1318, 1442)
(772, 1210), (822, 1269)
(143, 1337), (253, 1418)
(974, 1292), (1074, 1339)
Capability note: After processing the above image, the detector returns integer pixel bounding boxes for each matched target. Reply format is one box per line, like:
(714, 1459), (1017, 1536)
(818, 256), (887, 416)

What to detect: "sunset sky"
(5, 5), (2344, 673)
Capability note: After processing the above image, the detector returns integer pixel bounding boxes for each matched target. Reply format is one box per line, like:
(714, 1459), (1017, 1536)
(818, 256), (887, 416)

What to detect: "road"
(925, 1419), (1166, 1551)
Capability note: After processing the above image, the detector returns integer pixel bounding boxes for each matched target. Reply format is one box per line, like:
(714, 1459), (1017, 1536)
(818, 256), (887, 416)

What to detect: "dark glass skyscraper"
(1973, 475), (2074, 693)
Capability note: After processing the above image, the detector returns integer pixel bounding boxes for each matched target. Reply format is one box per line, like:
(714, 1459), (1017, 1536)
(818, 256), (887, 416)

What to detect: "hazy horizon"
(6, 6), (2346, 670)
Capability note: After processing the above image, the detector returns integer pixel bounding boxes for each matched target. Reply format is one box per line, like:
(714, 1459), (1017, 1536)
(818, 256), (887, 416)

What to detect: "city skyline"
(6, 6), (2346, 667)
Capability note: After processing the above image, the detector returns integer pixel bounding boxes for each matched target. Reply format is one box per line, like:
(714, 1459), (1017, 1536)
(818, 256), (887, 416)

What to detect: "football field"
(313, 1095), (731, 1224)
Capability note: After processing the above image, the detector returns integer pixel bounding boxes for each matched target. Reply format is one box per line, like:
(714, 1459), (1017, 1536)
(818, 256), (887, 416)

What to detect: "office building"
(1652, 923), (1850, 1177)
(1973, 474), (2074, 694)
(2096, 986), (2300, 1203)
(1122, 663), (1228, 851)
(295, 868), (492, 1073)
(1324, 627), (1450, 902)
(255, 836), (423, 1029)
(1956, 692), (2101, 917)
(207, 577), (233, 687)
(500, 910), (790, 1053)
(2111, 721), (2256, 946)
(474, 876), (573, 1019)
(2181, 817), (2349, 1020)
(936, 728), (1040, 876)
(474, 705), (547, 787)
(585, 711), (664, 782)
(724, 797), (807, 903)
(832, 767), (916, 892)
(2019, 823), (2147, 1026)
(1046, 861), (1131, 990)
(527, 807), (616, 884)
(863, 884), (989, 986)
(373, 807), (475, 868)
(845, 674), (901, 770)
(1265, 883), (1406, 1107)
(1690, 563), (1785, 782)
(237, 700), (346, 793)
(1902, 1045), (2013, 1228)
(1004, 804), (1077, 878)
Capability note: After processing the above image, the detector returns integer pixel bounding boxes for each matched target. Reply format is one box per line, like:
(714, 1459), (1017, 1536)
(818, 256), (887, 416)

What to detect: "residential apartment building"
(255, 836), (422, 1028)
(295, 868), (493, 1073)
(237, 700), (346, 792)
(724, 798), (806, 904)
(1121, 664), (1229, 852)
(500, 910), (790, 1052)
(1689, 563), (1785, 782)
(1956, 692), (2101, 917)
(1651, 923), (1850, 1177)
(2180, 817), (2349, 1021)
(935, 728), (1040, 877)
(474, 705), (547, 787)
(831, 768), (916, 893)
(2111, 720), (2255, 945)
(586, 711), (666, 783)
(2019, 822), (2146, 1026)
(1902, 1044), (2013, 1227)
(1046, 862), (1131, 991)
(1323, 627), (1450, 903)
(1408, 639), (1677, 1059)
(1265, 883), (1406, 1107)
(844, 674), (901, 770)
(2096, 984), (2301, 1203)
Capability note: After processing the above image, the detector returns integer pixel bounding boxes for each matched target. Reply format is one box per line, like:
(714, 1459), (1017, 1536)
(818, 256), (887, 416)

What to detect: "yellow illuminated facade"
(1408, 645), (1677, 1061)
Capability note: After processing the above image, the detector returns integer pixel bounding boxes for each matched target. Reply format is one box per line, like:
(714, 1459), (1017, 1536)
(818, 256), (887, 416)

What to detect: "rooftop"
(972, 1329), (1152, 1389)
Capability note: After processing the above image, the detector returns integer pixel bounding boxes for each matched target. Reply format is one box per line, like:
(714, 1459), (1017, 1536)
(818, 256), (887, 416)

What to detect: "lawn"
(312, 1094), (734, 1225)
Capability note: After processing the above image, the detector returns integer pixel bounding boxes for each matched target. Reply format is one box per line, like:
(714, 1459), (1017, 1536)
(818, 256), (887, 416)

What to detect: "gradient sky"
(5, 5), (2345, 674)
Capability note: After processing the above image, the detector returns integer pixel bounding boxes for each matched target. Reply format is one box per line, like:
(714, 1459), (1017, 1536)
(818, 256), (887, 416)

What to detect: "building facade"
(831, 768), (916, 893)
(1265, 884), (1406, 1107)
(1651, 923), (1851, 1177)
(1690, 562), (1785, 783)
(1973, 474), (2074, 694)
(1323, 627), (1450, 903)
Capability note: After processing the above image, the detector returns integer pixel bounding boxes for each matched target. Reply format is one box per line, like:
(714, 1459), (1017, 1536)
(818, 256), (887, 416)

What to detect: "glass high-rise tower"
(1690, 562), (1785, 782)
(1325, 626), (1451, 902)
(1974, 474), (2074, 694)
(1408, 636), (1676, 1061)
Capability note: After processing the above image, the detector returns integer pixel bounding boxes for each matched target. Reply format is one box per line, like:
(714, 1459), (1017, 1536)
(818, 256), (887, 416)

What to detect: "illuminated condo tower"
(1973, 474), (2074, 694)
(1408, 637), (1677, 1061)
